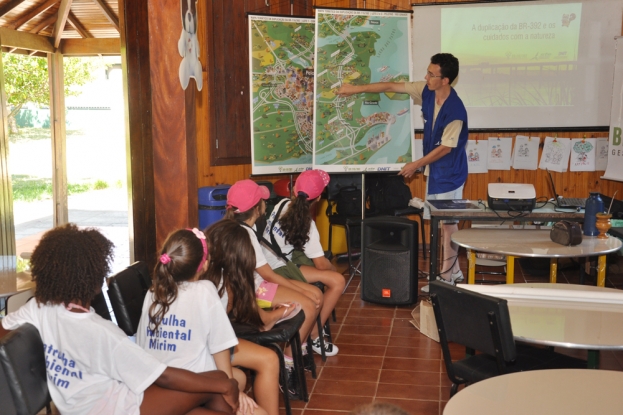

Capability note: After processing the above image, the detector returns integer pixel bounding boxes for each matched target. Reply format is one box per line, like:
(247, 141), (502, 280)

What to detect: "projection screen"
(411, 0), (623, 130)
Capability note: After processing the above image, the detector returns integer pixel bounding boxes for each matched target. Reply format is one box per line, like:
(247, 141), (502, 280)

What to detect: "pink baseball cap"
(227, 180), (270, 213)
(294, 169), (330, 200)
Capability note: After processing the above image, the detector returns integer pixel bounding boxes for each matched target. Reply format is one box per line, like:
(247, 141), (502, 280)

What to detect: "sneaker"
(452, 270), (464, 282)
(311, 336), (339, 356)
(303, 352), (315, 372)
(282, 365), (299, 400)
(420, 284), (430, 293)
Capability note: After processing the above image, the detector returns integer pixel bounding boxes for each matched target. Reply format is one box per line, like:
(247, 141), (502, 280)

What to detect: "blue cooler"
(198, 185), (231, 230)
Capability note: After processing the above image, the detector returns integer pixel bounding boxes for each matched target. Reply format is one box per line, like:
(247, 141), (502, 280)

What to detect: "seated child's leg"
(231, 339), (279, 415)
(141, 371), (234, 415)
(272, 283), (320, 340)
(299, 266), (345, 326)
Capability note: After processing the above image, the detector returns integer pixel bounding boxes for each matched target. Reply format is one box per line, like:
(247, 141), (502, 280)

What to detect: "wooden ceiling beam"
(60, 38), (119, 55)
(9, 0), (59, 30)
(91, 0), (119, 32)
(0, 0), (26, 19)
(0, 27), (54, 53)
(67, 11), (91, 38)
(52, 0), (72, 48)
(29, 14), (56, 34)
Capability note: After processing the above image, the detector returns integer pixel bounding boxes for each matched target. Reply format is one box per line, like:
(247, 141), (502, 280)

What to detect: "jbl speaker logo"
(382, 289), (391, 298)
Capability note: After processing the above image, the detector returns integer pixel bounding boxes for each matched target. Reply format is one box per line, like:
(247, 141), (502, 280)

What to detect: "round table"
(444, 369), (623, 415)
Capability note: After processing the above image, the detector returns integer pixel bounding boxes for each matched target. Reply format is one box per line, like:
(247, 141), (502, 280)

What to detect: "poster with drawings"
(465, 139), (488, 173)
(486, 137), (512, 170)
(511, 135), (539, 170)
(538, 137), (571, 172)
(569, 138), (596, 172)
(595, 138), (609, 171)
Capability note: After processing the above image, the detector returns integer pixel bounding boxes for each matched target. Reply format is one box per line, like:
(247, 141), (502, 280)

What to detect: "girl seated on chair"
(223, 180), (324, 378)
(0, 223), (239, 415)
(205, 219), (297, 411)
(262, 169), (344, 356)
(136, 228), (271, 415)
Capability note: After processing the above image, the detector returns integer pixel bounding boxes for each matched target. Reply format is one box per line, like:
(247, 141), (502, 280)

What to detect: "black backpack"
(366, 175), (412, 216)
(335, 186), (362, 217)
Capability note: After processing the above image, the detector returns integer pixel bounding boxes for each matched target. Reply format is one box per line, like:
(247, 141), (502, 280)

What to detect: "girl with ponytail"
(137, 228), (267, 415)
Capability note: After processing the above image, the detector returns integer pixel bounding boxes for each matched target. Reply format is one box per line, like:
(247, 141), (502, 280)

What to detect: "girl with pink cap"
(224, 179), (322, 391)
(262, 169), (343, 357)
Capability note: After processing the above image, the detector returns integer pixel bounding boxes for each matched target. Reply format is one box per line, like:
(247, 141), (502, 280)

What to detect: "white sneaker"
(452, 270), (464, 282)
(421, 284), (430, 293)
(311, 337), (338, 356)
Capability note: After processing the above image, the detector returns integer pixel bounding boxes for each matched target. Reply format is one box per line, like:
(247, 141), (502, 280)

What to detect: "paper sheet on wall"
(539, 137), (571, 172)
(511, 135), (540, 170)
(466, 140), (488, 173)
(569, 138), (596, 172)
(486, 137), (512, 170)
(595, 138), (609, 172)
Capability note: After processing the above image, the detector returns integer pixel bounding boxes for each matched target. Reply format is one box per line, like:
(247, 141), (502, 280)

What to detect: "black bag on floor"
(335, 185), (362, 217)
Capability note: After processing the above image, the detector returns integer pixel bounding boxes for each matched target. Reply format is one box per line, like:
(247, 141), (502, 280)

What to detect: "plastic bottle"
(583, 192), (604, 236)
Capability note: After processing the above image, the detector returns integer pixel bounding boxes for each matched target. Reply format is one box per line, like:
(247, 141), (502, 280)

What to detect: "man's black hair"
(431, 53), (459, 84)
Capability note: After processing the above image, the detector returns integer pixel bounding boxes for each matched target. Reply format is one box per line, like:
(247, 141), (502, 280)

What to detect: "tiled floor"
(279, 249), (623, 414)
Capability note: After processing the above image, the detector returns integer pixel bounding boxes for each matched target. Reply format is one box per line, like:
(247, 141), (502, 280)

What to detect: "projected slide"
(313, 9), (413, 173)
(442, 2), (582, 107)
(248, 15), (315, 175)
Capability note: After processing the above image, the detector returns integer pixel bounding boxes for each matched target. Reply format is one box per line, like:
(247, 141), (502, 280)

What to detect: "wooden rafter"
(9, 0), (59, 30)
(0, 0), (26, 19)
(29, 14), (56, 34)
(67, 11), (91, 38)
(60, 38), (119, 55)
(0, 27), (54, 53)
(53, 0), (72, 48)
(91, 0), (119, 31)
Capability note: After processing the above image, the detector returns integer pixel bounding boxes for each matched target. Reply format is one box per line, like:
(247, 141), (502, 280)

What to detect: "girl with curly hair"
(205, 219), (292, 414)
(262, 169), (344, 356)
(1, 223), (239, 415)
(137, 228), (267, 415)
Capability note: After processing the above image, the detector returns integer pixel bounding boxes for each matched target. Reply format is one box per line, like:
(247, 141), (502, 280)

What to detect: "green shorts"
(273, 250), (313, 283)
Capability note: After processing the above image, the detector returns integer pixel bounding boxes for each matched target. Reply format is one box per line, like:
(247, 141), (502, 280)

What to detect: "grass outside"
(12, 175), (119, 202)
(9, 126), (83, 143)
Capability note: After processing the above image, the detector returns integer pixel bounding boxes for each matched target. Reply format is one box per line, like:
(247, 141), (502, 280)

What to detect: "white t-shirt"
(241, 224), (270, 290)
(262, 199), (325, 269)
(136, 280), (238, 373)
(2, 300), (166, 415)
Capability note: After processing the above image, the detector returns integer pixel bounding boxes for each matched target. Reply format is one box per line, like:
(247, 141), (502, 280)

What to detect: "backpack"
(366, 175), (412, 215)
(334, 186), (362, 217)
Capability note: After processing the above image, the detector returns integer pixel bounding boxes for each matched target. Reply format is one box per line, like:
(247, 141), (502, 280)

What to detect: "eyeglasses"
(426, 71), (443, 79)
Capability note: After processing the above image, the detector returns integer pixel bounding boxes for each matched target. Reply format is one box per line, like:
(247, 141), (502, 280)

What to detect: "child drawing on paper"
(517, 143), (529, 158)
(490, 145), (503, 162)
(573, 141), (593, 165)
(543, 142), (564, 165)
(468, 149), (480, 162)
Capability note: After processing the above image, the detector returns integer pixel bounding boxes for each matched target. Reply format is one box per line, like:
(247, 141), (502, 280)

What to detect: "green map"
(313, 9), (413, 173)
(249, 15), (315, 174)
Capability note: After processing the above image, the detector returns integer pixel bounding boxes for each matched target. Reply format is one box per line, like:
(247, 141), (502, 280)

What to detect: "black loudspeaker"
(361, 217), (418, 305)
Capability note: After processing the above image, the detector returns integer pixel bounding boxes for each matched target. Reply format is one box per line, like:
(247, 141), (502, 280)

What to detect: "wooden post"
(48, 51), (68, 226)
(0, 44), (16, 270)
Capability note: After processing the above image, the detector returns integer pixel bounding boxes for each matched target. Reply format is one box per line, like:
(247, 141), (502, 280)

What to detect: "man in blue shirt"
(337, 53), (468, 292)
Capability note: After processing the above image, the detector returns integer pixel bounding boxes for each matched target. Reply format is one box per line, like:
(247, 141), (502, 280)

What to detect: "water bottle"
(583, 192), (604, 236)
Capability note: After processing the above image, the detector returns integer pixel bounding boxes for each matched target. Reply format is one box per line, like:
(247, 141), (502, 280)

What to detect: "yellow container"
(315, 199), (347, 254)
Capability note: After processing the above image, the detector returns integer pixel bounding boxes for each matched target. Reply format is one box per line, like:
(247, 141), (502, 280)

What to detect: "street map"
(313, 9), (413, 173)
(249, 15), (315, 174)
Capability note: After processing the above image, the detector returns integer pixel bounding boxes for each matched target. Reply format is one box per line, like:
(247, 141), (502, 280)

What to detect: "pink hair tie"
(159, 253), (171, 264)
(187, 228), (208, 273)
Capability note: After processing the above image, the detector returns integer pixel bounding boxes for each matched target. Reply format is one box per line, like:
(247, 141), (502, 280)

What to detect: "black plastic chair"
(231, 311), (307, 415)
(429, 281), (587, 398)
(107, 261), (151, 335)
(0, 323), (52, 415)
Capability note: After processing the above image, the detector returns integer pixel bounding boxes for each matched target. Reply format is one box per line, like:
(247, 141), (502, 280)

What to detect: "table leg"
(506, 255), (515, 284)
(549, 258), (558, 283)
(430, 218), (440, 279)
(468, 250), (476, 284)
(597, 255), (607, 287)
(587, 350), (600, 369)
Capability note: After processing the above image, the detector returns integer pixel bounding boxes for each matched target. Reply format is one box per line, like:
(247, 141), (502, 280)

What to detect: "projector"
(487, 183), (536, 212)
